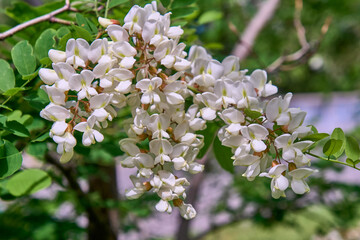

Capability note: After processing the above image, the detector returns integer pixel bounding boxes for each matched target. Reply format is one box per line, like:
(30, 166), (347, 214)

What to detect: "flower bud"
(173, 198), (183, 207)
(272, 160), (279, 167)
(48, 49), (66, 63)
(288, 162), (297, 171)
(143, 181), (152, 191)
(98, 17), (120, 28)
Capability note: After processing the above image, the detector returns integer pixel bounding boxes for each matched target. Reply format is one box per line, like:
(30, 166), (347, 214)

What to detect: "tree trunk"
(87, 164), (119, 240)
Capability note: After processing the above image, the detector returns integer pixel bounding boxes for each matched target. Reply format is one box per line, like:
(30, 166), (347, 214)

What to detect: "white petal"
(291, 179), (308, 194)
(39, 68), (59, 85)
(275, 175), (289, 191)
(48, 49), (66, 63)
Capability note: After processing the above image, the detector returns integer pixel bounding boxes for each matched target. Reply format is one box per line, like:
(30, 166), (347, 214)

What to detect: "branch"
(176, 153), (209, 240)
(0, 0), (73, 40)
(50, 17), (74, 25)
(231, 0), (281, 61)
(266, 0), (332, 73)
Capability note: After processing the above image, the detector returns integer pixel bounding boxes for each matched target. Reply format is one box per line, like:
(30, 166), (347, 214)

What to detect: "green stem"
(104, 0), (110, 18)
(94, 0), (99, 17)
(0, 68), (40, 111)
(187, 85), (200, 94)
(306, 152), (360, 171)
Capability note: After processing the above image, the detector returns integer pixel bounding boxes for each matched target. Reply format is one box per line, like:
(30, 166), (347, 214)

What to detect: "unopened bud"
(142, 103), (149, 110)
(48, 49), (66, 63)
(158, 72), (168, 81)
(173, 198), (183, 207)
(98, 17), (120, 28)
(149, 66), (158, 75)
(143, 181), (152, 191)
(66, 123), (73, 132)
(253, 152), (263, 158)
(281, 125), (289, 132)
(167, 127), (173, 135)
(272, 160), (279, 167)
(288, 162), (297, 171)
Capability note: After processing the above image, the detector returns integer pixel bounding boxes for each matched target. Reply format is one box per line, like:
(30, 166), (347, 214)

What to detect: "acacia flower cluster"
(39, 2), (317, 219)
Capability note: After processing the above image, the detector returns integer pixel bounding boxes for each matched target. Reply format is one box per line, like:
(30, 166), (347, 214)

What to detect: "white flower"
(89, 93), (112, 122)
(179, 203), (196, 220)
(53, 132), (76, 163)
(155, 199), (172, 214)
(274, 134), (313, 166)
(125, 175), (147, 199)
(65, 38), (89, 68)
(219, 108), (245, 135)
(48, 49), (66, 63)
(240, 124), (269, 152)
(123, 5), (145, 34)
(89, 38), (108, 64)
(288, 168), (317, 194)
(249, 69), (277, 97)
(69, 70), (97, 100)
(74, 117), (104, 146)
(106, 25), (129, 42)
(162, 81), (186, 105)
(150, 139), (173, 165)
(265, 93), (292, 124)
(41, 85), (66, 105)
(136, 77), (162, 104)
(260, 164), (289, 199)
(40, 104), (71, 122)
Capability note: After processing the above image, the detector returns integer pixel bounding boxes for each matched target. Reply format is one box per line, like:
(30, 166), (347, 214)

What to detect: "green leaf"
(330, 128), (346, 158)
(32, 132), (50, 142)
(323, 139), (343, 157)
(24, 88), (50, 110)
(160, 0), (171, 8)
(5, 121), (30, 137)
(75, 13), (97, 34)
(244, 108), (262, 119)
(11, 40), (36, 76)
(0, 59), (15, 93)
(171, 0), (197, 8)
(345, 136), (360, 161)
(0, 140), (23, 179)
(196, 122), (219, 159)
(109, 0), (129, 8)
(2, 87), (26, 96)
(171, 7), (198, 19)
(203, 42), (224, 50)
(198, 10), (223, 24)
(58, 32), (73, 51)
(309, 125), (318, 134)
(22, 68), (40, 80)
(7, 110), (32, 125)
(35, 29), (56, 60)
(71, 25), (93, 41)
(213, 137), (234, 173)
(301, 133), (329, 141)
(27, 142), (48, 159)
(6, 169), (51, 197)
(346, 158), (354, 166)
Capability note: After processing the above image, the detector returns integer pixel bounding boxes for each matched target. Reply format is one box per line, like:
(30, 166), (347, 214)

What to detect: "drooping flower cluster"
(39, 1), (317, 219)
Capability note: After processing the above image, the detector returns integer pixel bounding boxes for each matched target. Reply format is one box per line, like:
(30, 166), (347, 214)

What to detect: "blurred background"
(0, 0), (360, 239)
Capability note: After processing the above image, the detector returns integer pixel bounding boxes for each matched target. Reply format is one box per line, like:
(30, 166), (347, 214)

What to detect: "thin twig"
(266, 0), (332, 73)
(0, 0), (73, 40)
(104, 0), (111, 18)
(231, 0), (281, 61)
(50, 17), (74, 25)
